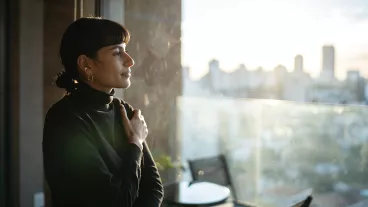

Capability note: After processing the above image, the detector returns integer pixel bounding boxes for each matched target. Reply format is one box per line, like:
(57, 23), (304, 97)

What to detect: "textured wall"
(43, 1), (74, 113)
(124, 0), (182, 181)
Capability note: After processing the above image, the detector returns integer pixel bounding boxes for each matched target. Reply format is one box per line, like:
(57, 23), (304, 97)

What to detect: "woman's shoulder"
(45, 95), (84, 122)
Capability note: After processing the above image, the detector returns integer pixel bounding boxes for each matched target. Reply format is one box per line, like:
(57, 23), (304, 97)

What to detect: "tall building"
(294, 54), (303, 72)
(209, 59), (219, 70)
(209, 59), (221, 91)
(321, 45), (335, 79)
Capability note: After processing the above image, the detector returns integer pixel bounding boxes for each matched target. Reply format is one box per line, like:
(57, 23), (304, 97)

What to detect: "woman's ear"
(77, 54), (89, 71)
(76, 55), (93, 80)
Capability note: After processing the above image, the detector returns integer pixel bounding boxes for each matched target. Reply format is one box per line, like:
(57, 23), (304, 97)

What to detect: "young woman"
(42, 17), (163, 207)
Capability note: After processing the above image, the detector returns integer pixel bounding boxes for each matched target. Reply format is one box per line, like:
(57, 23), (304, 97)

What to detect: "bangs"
(94, 19), (130, 48)
(79, 18), (130, 55)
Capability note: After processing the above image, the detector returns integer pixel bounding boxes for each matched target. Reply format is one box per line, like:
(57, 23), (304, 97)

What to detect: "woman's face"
(84, 43), (134, 93)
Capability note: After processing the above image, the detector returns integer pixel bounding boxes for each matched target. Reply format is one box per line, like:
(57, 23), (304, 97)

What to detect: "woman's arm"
(43, 107), (143, 207)
(132, 142), (164, 207)
(119, 100), (164, 206)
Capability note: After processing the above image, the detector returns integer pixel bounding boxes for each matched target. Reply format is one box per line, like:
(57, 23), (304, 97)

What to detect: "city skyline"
(182, 0), (368, 80)
(186, 45), (358, 81)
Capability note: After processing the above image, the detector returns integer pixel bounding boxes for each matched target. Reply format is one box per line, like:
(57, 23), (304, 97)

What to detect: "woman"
(43, 17), (163, 207)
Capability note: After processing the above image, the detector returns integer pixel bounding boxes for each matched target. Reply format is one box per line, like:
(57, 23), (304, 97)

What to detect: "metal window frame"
(0, 0), (13, 206)
(74, 0), (102, 20)
(95, 0), (102, 16)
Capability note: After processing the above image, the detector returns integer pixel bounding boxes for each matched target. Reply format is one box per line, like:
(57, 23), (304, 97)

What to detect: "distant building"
(305, 81), (359, 104)
(282, 71), (312, 102)
(294, 54), (304, 72)
(346, 70), (366, 102)
(321, 45), (335, 80)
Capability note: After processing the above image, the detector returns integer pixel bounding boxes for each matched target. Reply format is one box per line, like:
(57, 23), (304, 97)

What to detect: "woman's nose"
(123, 54), (134, 68)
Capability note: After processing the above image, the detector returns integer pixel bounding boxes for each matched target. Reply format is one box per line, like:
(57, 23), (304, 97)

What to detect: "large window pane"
(178, 1), (368, 206)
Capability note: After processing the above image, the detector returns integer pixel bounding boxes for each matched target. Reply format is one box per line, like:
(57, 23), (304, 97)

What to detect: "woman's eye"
(113, 51), (121, 56)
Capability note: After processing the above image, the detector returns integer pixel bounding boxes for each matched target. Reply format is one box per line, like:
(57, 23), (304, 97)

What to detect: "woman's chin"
(119, 79), (131, 89)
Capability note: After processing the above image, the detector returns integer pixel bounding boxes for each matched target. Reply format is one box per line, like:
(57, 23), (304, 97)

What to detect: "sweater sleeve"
(132, 142), (164, 207)
(43, 107), (143, 207)
(120, 100), (164, 206)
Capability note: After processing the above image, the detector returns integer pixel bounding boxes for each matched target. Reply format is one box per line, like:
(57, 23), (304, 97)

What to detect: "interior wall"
(19, 0), (44, 206)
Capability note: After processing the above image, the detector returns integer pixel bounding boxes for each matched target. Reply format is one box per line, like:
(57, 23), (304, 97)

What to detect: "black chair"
(188, 154), (255, 207)
(299, 196), (313, 207)
(188, 155), (313, 207)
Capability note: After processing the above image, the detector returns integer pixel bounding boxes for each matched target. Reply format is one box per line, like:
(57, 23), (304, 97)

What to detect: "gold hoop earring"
(84, 67), (93, 82)
(88, 74), (94, 82)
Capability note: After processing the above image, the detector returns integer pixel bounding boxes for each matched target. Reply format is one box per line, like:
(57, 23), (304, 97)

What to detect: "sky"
(181, 0), (368, 80)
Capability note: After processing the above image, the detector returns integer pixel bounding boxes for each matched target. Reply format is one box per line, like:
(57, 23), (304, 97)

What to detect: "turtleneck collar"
(72, 81), (115, 111)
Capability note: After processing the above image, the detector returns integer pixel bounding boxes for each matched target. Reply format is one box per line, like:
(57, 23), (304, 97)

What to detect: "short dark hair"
(55, 17), (130, 93)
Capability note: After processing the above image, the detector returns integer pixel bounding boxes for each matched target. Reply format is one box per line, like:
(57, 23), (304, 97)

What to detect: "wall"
(124, 0), (182, 180)
(18, 0), (44, 206)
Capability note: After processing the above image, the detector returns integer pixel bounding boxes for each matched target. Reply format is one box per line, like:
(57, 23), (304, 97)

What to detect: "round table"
(164, 181), (230, 206)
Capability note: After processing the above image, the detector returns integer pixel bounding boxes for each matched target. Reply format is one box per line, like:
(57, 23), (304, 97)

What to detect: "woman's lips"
(121, 72), (131, 78)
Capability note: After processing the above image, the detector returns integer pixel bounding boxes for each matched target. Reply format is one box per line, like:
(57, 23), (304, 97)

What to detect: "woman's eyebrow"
(109, 45), (123, 50)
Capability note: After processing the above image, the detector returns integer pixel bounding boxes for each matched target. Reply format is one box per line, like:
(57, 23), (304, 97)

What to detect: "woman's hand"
(120, 105), (148, 150)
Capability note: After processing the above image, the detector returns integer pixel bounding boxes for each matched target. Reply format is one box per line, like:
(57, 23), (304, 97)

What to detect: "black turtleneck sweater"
(42, 83), (163, 207)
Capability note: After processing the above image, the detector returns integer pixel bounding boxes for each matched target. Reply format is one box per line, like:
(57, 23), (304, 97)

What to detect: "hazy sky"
(182, 0), (368, 80)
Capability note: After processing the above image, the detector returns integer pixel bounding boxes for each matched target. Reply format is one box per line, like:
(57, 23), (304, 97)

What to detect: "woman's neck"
(83, 81), (113, 94)
(74, 81), (115, 111)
